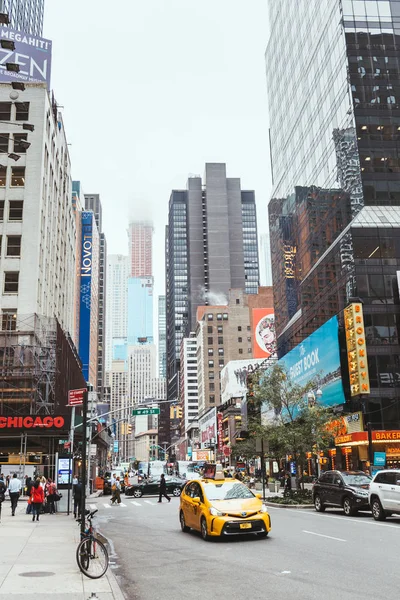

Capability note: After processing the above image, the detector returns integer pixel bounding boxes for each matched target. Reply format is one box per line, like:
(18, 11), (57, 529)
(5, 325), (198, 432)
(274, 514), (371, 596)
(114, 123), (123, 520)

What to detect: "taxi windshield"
(203, 481), (255, 501)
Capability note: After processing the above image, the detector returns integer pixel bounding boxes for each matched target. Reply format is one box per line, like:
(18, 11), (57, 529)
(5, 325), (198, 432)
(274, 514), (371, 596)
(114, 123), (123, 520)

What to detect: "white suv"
(369, 469), (400, 521)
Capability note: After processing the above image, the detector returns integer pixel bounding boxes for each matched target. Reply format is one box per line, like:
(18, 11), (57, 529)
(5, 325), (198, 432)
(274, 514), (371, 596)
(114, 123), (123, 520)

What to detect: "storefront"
(335, 430), (400, 471)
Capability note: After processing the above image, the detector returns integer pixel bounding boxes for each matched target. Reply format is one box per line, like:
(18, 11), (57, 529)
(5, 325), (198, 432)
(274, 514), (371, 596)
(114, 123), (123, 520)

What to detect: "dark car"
(313, 470), (371, 516)
(125, 476), (186, 498)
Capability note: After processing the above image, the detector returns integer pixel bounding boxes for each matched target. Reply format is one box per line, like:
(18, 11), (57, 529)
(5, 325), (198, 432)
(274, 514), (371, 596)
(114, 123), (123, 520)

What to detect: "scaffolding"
(0, 313), (58, 416)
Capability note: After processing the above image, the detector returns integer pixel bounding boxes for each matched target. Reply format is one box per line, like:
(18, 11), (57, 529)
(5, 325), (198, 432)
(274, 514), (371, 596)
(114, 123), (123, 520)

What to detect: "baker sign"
(0, 416), (65, 429)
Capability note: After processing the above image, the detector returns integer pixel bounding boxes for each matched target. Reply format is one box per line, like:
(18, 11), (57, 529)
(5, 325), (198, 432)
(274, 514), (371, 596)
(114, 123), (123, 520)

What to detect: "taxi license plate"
(240, 523), (252, 529)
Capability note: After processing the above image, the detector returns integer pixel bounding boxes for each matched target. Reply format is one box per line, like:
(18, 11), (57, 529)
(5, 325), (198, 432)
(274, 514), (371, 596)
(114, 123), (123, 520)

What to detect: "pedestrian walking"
(46, 478), (57, 514)
(0, 474), (6, 522)
(30, 479), (44, 522)
(8, 473), (22, 516)
(111, 477), (121, 505)
(158, 474), (171, 503)
(73, 479), (83, 519)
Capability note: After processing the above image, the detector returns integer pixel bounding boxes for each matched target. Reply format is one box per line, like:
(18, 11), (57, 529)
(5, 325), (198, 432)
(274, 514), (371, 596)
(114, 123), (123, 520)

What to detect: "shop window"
(11, 167), (25, 187)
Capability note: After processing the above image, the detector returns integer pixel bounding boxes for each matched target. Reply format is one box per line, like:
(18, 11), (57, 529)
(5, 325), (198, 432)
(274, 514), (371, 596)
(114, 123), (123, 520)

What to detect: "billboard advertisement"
(261, 316), (345, 423)
(253, 308), (277, 359)
(199, 407), (216, 449)
(0, 27), (52, 87)
(221, 358), (275, 404)
(79, 212), (94, 382)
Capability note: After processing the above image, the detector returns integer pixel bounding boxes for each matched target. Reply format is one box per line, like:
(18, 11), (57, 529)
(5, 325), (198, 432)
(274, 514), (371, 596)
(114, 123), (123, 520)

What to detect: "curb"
(106, 565), (126, 600)
(263, 501), (315, 510)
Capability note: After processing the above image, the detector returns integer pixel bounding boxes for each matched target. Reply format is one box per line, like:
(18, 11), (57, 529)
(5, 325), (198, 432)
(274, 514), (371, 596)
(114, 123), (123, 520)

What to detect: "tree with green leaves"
(234, 363), (336, 486)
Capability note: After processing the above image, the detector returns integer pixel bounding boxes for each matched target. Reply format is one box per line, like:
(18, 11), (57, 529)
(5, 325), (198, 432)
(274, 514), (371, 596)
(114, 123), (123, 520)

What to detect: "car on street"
(125, 475), (186, 498)
(369, 469), (400, 520)
(313, 470), (371, 516)
(179, 472), (271, 540)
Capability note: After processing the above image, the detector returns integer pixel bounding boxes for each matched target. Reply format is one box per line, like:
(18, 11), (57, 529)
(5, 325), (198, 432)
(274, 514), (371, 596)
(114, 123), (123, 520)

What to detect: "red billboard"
(252, 308), (276, 359)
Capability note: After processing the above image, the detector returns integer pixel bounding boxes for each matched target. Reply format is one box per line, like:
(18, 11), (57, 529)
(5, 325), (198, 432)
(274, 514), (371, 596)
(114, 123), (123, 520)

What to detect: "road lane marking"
(144, 500), (156, 505)
(286, 509), (400, 530)
(303, 530), (346, 542)
(131, 501), (142, 506)
(103, 504), (111, 509)
(90, 504), (97, 510)
(119, 503), (127, 507)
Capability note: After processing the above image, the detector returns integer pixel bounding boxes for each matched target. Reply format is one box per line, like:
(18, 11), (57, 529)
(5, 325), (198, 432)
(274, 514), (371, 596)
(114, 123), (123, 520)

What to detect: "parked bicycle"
(76, 509), (109, 579)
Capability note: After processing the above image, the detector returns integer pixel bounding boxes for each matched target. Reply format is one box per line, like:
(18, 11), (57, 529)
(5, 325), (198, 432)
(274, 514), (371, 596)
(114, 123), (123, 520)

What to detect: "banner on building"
(217, 412), (223, 452)
(221, 358), (275, 404)
(344, 302), (370, 396)
(0, 27), (52, 88)
(79, 212), (94, 382)
(198, 407), (216, 449)
(253, 308), (277, 359)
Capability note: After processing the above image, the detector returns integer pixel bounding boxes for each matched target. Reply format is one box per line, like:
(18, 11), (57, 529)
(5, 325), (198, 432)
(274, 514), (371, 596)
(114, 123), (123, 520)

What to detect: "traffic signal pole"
(80, 388), (88, 536)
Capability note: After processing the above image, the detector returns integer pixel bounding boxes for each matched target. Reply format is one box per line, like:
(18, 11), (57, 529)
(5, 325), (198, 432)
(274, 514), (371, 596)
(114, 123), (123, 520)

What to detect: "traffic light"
(127, 424), (132, 435)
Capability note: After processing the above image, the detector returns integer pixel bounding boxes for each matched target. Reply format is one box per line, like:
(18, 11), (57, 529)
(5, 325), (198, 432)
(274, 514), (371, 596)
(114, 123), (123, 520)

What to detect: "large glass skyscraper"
(267, 0), (400, 432)
(1, 0), (44, 36)
(162, 163), (259, 444)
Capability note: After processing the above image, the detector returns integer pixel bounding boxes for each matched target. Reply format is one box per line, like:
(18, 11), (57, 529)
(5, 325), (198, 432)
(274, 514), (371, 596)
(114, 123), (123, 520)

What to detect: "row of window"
(0, 166), (25, 187)
(207, 313), (228, 320)
(0, 102), (30, 122)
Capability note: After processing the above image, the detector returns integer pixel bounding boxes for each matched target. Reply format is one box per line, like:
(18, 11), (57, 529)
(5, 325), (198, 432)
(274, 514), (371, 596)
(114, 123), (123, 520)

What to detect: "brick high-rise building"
(127, 221), (153, 278)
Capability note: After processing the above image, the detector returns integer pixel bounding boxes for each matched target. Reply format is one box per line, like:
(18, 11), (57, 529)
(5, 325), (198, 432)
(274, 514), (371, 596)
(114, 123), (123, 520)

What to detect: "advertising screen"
(253, 308), (277, 359)
(57, 457), (71, 485)
(0, 27), (52, 87)
(261, 316), (345, 423)
(221, 358), (275, 404)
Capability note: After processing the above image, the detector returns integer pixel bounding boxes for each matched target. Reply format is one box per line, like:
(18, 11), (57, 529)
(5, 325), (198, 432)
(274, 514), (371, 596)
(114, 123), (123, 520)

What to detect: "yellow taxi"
(179, 464), (271, 541)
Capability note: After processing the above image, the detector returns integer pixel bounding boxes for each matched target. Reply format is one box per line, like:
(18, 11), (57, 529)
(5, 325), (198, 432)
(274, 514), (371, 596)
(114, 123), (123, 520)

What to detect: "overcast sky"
(44, 0), (271, 299)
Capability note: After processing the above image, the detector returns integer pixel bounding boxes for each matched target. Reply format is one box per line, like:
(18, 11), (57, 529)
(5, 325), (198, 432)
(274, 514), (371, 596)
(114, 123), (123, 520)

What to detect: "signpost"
(132, 408), (160, 416)
(68, 388), (86, 406)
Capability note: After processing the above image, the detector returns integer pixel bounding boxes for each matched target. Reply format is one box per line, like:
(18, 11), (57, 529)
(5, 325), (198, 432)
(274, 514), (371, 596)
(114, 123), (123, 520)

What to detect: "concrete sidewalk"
(0, 501), (125, 599)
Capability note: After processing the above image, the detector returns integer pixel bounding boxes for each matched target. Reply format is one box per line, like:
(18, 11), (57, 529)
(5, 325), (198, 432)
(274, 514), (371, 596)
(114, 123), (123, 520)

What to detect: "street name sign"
(132, 408), (160, 416)
(68, 388), (86, 406)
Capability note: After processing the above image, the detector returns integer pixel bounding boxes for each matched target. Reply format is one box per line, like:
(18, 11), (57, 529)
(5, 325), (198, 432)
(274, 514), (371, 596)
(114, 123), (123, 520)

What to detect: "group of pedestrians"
(0, 472), (61, 522)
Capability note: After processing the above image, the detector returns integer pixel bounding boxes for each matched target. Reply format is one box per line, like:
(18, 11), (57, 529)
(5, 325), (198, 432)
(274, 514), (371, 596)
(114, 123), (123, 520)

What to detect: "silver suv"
(369, 469), (400, 521)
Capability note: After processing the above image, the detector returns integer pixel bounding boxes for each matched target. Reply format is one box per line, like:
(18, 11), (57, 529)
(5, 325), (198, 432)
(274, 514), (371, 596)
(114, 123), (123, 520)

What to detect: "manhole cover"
(19, 572), (55, 578)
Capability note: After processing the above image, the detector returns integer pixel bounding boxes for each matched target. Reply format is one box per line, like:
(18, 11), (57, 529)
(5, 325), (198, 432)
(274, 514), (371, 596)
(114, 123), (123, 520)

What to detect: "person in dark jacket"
(158, 474), (171, 503)
(73, 479), (83, 519)
(0, 474), (6, 521)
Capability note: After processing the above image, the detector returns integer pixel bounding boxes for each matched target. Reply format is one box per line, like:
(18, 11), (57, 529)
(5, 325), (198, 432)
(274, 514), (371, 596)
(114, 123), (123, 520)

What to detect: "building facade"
(196, 289), (253, 416)
(127, 220), (153, 278)
(158, 295), (166, 378)
(179, 333), (199, 436)
(163, 163), (259, 444)
(85, 193), (106, 394)
(127, 277), (154, 344)
(0, 0), (44, 35)
(0, 84), (75, 337)
(266, 0), (400, 436)
(105, 254), (129, 372)
(259, 233), (273, 287)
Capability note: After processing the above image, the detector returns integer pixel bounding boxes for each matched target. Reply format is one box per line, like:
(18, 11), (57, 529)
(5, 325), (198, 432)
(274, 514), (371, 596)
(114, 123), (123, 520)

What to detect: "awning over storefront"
(335, 430), (400, 447)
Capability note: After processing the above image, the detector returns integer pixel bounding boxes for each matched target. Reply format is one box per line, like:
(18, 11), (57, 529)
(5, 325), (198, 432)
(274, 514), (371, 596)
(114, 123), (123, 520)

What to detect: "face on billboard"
(253, 308), (277, 359)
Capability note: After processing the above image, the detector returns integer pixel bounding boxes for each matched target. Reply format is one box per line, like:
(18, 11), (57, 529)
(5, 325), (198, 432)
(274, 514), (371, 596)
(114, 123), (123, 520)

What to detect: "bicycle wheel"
(76, 537), (109, 579)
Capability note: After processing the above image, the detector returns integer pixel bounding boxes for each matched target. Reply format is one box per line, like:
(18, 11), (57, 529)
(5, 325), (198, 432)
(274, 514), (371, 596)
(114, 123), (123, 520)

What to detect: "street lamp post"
(308, 388), (323, 479)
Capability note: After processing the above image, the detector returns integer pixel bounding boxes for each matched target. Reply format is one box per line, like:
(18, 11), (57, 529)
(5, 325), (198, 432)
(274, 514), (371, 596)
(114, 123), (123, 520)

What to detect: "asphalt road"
(92, 496), (400, 600)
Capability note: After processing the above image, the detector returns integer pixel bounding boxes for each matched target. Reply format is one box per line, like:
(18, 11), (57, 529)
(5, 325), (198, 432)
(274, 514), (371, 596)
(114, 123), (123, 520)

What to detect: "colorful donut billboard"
(252, 308), (277, 359)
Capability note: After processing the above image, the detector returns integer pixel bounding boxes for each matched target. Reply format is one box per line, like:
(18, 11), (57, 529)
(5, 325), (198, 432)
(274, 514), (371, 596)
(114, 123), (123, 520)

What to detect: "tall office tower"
(158, 295), (167, 377)
(109, 359), (129, 463)
(0, 0), (44, 36)
(127, 277), (154, 344)
(85, 194), (107, 393)
(179, 333), (198, 438)
(162, 163), (259, 444)
(127, 221), (153, 277)
(267, 0), (400, 430)
(105, 255), (129, 372)
(259, 233), (273, 287)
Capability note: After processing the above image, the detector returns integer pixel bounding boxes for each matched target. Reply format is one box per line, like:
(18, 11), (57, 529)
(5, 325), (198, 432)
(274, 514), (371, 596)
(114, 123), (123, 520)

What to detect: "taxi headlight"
(259, 504), (268, 513)
(209, 507), (224, 516)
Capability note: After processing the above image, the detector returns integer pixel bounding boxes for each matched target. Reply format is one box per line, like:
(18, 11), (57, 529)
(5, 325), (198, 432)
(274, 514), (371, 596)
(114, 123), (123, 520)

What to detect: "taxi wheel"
(133, 489), (143, 498)
(200, 517), (209, 541)
(180, 511), (189, 532)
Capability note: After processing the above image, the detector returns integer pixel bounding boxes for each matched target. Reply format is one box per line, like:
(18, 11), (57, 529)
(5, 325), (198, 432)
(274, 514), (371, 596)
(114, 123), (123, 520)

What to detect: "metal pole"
(80, 389), (88, 536)
(261, 439), (266, 500)
(67, 406), (75, 517)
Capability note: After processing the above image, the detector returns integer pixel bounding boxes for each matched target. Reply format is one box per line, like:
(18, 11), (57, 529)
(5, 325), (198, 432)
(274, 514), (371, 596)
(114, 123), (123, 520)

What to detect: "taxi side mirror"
(192, 497), (201, 504)
(256, 493), (261, 499)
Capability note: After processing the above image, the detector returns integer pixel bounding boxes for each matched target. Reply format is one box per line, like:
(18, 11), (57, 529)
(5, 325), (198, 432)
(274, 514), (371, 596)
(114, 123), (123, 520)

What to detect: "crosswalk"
(95, 498), (176, 510)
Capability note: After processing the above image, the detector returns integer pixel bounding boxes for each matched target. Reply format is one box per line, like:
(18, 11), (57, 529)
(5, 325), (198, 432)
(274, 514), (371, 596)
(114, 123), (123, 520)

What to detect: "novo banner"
(79, 212), (94, 382)
(253, 308), (277, 359)
(0, 27), (52, 87)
